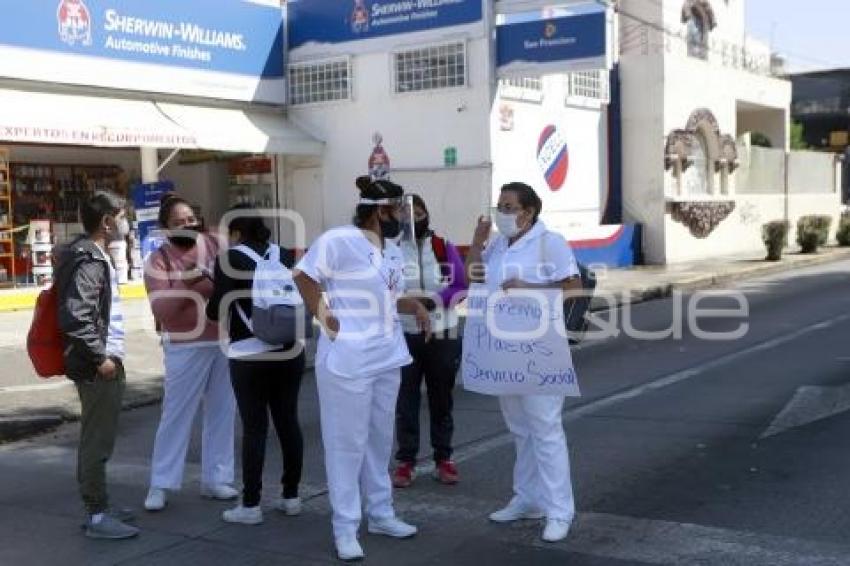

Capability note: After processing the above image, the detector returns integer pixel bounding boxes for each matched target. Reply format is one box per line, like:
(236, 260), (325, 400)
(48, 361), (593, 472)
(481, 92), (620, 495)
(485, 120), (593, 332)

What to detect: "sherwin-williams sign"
(288, 0), (484, 57)
(0, 0), (286, 103)
(496, 11), (607, 78)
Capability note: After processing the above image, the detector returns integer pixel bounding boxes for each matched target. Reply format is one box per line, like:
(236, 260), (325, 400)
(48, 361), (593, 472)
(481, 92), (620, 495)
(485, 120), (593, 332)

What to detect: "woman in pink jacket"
(142, 194), (238, 511)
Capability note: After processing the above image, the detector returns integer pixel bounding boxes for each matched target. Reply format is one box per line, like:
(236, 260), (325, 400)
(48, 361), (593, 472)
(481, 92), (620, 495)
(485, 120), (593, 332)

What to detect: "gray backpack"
(234, 245), (313, 345)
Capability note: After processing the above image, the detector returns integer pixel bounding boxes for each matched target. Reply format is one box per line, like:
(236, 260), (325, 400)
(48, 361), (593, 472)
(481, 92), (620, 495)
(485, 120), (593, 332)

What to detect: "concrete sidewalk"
(2, 246), (850, 441)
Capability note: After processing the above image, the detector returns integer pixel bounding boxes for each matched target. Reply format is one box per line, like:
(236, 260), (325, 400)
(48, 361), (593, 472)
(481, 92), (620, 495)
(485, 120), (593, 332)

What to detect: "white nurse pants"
(149, 345), (236, 490)
(499, 394), (575, 521)
(316, 361), (400, 538)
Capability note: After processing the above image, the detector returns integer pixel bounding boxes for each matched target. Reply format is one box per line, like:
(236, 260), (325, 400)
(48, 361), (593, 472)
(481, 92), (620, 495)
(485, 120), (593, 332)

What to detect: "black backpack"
(564, 263), (596, 345)
(540, 234), (596, 344)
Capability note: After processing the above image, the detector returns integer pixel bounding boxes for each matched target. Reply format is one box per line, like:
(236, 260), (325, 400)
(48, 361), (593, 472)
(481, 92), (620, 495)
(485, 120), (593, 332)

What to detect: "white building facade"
(618, 0), (842, 263)
(284, 0), (635, 265)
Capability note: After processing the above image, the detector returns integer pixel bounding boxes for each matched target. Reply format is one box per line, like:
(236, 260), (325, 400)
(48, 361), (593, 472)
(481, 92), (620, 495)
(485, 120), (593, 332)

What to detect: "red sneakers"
(392, 461), (416, 488)
(434, 460), (459, 485)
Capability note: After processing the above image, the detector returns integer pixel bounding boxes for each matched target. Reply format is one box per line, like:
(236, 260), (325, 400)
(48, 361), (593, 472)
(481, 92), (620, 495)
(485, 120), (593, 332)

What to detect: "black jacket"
(206, 242), (295, 344)
(54, 235), (112, 381)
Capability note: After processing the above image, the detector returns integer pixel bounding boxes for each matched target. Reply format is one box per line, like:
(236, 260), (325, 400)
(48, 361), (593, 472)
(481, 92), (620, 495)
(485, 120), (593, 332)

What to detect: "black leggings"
(395, 334), (462, 464)
(229, 352), (305, 507)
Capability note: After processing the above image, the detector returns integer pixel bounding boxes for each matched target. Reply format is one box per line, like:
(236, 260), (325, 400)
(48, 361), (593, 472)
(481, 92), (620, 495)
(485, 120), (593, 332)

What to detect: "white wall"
(391, 166), (491, 244)
(665, 191), (842, 263)
(619, 0), (794, 263)
(288, 36), (492, 245)
(736, 145), (785, 194)
(490, 76), (607, 239)
(789, 151), (839, 194)
(662, 59), (790, 146)
(618, 43), (668, 263)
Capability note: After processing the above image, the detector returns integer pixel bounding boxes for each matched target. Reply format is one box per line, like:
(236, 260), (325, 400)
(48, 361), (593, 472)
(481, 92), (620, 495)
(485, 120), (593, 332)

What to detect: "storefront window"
(0, 149), (129, 287)
(11, 163), (123, 228)
(228, 156), (276, 209)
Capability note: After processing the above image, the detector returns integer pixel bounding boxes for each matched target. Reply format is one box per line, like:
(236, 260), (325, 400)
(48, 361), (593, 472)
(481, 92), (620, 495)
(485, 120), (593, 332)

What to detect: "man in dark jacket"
(54, 191), (138, 540)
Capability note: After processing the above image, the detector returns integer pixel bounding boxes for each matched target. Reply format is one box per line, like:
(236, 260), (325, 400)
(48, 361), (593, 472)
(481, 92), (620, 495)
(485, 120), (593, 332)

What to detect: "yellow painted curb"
(119, 284), (148, 300)
(0, 292), (38, 312)
(0, 283), (147, 312)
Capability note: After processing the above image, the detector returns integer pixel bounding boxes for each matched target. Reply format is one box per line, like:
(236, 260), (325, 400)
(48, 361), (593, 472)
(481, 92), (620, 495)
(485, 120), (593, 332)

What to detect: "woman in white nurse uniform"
(294, 177), (432, 562)
(466, 182), (584, 543)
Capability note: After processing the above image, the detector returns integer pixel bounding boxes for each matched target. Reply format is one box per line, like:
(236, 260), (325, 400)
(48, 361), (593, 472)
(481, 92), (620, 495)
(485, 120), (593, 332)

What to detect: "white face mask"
(494, 211), (521, 238)
(115, 217), (131, 238)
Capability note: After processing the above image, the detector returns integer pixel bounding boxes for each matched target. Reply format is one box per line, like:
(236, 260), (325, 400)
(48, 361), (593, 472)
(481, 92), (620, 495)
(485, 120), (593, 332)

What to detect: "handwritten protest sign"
(462, 285), (580, 397)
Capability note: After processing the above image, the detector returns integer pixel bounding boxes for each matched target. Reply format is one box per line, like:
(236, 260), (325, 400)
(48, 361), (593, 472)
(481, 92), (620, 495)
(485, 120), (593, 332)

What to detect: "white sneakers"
(488, 499), (545, 523)
(367, 516), (418, 538)
(221, 497), (301, 525)
(334, 517), (416, 562)
(200, 484), (240, 501)
(275, 497), (303, 516)
(145, 484), (238, 511)
(541, 518), (573, 542)
(490, 500), (574, 543)
(222, 505), (264, 525)
(144, 488), (167, 512)
(335, 536), (365, 562)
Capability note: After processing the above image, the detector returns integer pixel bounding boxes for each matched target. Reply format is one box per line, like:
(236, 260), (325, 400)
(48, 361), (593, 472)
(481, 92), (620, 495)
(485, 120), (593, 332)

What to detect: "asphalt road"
(1, 260), (850, 565)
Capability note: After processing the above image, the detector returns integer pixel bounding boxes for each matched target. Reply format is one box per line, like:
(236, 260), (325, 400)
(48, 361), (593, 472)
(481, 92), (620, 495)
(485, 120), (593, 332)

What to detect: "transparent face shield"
(386, 195), (418, 282)
(396, 195), (415, 246)
(358, 194), (415, 245)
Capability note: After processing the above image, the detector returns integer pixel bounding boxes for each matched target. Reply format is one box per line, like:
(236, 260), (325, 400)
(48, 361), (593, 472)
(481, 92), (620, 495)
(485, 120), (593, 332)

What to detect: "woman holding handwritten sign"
(465, 182), (583, 543)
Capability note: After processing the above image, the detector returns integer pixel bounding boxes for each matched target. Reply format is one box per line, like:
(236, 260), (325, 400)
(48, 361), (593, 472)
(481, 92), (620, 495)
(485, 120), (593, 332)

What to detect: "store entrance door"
(292, 168), (324, 246)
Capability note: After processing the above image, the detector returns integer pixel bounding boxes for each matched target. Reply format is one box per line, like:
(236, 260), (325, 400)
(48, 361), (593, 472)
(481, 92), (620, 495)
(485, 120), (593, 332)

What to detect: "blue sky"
(746, 0), (850, 72)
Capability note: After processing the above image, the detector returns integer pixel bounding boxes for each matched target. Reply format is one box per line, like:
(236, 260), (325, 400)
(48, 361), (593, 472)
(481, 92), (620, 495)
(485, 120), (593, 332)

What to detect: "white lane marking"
(554, 512), (850, 566)
(761, 382), (850, 439)
(392, 490), (850, 566)
(566, 311), (850, 422)
(415, 310), (850, 477)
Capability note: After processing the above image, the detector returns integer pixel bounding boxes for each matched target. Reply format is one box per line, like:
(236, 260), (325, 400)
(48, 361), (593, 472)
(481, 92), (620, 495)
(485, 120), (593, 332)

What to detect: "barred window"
(566, 70), (609, 102)
(500, 77), (542, 91)
(288, 58), (352, 106)
(499, 77), (544, 102)
(394, 42), (466, 94)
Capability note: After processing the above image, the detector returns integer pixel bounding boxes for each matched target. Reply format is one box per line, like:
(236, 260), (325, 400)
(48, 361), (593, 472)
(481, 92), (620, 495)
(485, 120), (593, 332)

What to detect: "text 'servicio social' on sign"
(462, 285), (581, 397)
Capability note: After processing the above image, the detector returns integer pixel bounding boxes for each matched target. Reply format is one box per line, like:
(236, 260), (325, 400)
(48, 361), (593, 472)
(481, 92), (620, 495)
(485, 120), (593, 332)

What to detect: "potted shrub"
(797, 215), (832, 254)
(837, 214), (850, 247)
(762, 220), (789, 261)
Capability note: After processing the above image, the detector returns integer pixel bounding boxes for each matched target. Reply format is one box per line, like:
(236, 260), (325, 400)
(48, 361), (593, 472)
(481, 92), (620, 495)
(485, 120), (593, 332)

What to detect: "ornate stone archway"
(686, 108), (722, 161)
(664, 108), (738, 239)
(665, 108), (738, 178)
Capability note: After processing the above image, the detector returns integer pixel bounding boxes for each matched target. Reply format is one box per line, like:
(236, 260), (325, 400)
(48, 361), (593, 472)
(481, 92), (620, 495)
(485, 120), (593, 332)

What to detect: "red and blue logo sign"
(537, 125), (569, 192)
(351, 0), (370, 33)
(57, 0), (93, 47)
